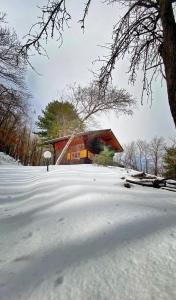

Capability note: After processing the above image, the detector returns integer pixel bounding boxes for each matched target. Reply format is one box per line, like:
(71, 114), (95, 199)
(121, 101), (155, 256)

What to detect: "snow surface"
(0, 152), (21, 165)
(0, 160), (176, 300)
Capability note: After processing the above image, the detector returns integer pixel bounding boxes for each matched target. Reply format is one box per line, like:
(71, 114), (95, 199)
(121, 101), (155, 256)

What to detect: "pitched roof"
(44, 129), (123, 152)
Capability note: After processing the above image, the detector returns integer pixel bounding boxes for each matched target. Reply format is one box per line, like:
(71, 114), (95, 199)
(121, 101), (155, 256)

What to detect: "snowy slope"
(0, 164), (176, 300)
(0, 152), (21, 165)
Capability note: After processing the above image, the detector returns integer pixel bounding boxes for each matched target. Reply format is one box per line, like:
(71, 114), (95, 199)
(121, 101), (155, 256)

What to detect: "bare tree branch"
(0, 13), (26, 89)
(79, 0), (92, 30)
(21, 0), (176, 125)
(21, 0), (71, 56)
(67, 82), (135, 124)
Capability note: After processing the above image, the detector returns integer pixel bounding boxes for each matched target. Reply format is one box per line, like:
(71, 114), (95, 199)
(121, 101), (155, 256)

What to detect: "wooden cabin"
(44, 129), (123, 164)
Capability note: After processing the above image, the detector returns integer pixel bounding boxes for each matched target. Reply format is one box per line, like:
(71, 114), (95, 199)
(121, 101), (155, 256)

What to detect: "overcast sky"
(1, 0), (175, 145)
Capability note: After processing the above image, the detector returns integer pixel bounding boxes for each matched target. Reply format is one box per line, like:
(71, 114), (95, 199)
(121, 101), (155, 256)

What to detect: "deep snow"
(0, 161), (176, 300)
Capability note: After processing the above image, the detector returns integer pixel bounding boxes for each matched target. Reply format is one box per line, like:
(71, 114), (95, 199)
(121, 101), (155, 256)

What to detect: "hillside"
(0, 152), (21, 165)
(0, 162), (176, 300)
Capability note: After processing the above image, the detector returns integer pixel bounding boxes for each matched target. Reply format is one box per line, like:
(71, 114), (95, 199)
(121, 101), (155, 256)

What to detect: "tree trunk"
(159, 0), (176, 127)
(145, 158), (148, 174)
(55, 131), (76, 165)
(154, 156), (158, 176)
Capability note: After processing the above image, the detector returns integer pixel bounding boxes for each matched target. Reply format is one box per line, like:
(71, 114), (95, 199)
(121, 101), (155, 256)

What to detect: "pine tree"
(163, 147), (176, 179)
(93, 146), (115, 166)
(36, 100), (84, 140)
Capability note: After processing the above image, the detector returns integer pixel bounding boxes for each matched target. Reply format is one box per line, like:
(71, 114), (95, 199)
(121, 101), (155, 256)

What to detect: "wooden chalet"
(45, 129), (123, 164)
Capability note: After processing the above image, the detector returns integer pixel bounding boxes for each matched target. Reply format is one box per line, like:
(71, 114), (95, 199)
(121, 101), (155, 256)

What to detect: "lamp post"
(43, 151), (52, 172)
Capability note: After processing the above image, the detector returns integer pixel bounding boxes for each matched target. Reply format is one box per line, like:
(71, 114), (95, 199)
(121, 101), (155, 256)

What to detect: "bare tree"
(136, 140), (144, 171)
(0, 13), (30, 155)
(0, 85), (28, 126)
(0, 13), (26, 89)
(0, 83), (33, 163)
(21, 0), (70, 56)
(136, 139), (150, 172)
(169, 136), (176, 147)
(0, 14), (43, 165)
(97, 0), (176, 127)
(149, 136), (165, 176)
(22, 0), (176, 126)
(68, 82), (135, 123)
(55, 82), (135, 164)
(122, 142), (138, 170)
(120, 137), (166, 175)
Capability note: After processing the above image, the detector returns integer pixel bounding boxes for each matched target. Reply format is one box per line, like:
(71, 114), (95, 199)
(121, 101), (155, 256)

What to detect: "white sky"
(1, 0), (175, 144)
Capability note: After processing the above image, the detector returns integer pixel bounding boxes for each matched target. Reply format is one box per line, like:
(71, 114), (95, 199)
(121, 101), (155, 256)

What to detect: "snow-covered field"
(0, 161), (176, 300)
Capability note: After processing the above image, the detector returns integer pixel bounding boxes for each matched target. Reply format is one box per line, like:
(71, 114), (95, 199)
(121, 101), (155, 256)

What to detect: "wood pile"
(125, 172), (176, 192)
(161, 180), (176, 192)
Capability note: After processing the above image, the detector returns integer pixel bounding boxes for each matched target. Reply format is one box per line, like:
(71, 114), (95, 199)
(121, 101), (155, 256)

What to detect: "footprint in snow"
(54, 276), (64, 287)
(13, 255), (32, 262)
(57, 217), (64, 223)
(0, 282), (6, 287)
(22, 232), (33, 240)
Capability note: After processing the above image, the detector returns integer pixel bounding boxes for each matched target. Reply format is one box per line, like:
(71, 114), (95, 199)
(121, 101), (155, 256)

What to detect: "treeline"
(0, 13), (43, 165)
(115, 137), (176, 178)
(0, 84), (43, 165)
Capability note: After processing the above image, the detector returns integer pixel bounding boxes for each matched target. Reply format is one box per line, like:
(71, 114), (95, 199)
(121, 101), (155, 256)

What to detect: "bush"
(93, 147), (115, 166)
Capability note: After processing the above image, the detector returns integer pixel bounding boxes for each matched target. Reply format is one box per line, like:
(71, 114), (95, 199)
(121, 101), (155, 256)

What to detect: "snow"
(0, 152), (21, 165)
(167, 179), (176, 185)
(0, 156), (176, 300)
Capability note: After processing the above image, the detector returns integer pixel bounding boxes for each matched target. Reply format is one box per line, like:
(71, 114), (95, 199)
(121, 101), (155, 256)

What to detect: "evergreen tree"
(36, 100), (84, 140)
(93, 146), (115, 166)
(163, 147), (176, 179)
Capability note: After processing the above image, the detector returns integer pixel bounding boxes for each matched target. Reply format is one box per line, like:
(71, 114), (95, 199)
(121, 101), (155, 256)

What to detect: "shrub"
(93, 147), (115, 166)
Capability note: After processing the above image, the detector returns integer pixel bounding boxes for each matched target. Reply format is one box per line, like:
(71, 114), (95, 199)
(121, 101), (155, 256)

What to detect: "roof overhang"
(44, 129), (123, 152)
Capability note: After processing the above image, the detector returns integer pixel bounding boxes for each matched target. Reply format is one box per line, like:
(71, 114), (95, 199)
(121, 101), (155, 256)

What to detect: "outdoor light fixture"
(43, 150), (52, 172)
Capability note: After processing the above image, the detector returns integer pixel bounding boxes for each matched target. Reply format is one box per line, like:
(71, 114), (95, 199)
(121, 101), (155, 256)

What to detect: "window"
(71, 151), (80, 160)
(80, 149), (87, 158)
(67, 153), (71, 160)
